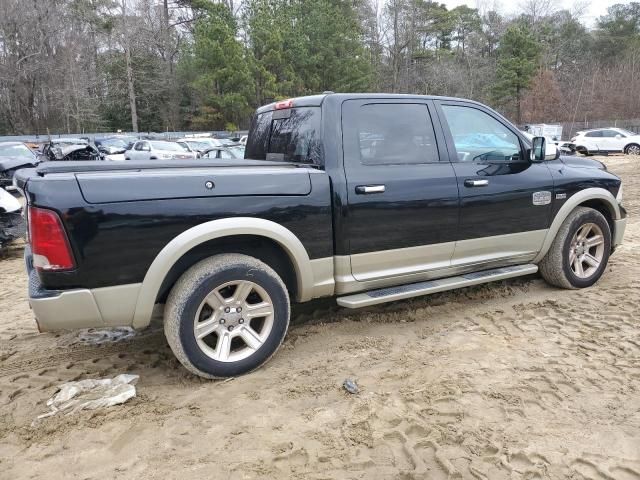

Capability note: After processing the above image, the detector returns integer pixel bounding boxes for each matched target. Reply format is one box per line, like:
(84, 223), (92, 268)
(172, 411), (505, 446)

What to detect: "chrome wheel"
(569, 223), (605, 279)
(193, 280), (274, 362)
(626, 144), (640, 155)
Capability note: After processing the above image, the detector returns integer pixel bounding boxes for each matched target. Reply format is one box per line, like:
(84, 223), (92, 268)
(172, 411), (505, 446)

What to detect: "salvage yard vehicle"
(15, 93), (626, 379)
(43, 138), (101, 162)
(571, 128), (640, 156)
(200, 146), (242, 159)
(0, 187), (25, 248)
(176, 137), (235, 153)
(94, 137), (137, 161)
(0, 142), (41, 190)
(125, 140), (197, 160)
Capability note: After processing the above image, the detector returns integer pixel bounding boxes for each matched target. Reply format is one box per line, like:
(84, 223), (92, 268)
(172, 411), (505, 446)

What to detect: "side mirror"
(530, 136), (559, 162)
(616, 134), (622, 139)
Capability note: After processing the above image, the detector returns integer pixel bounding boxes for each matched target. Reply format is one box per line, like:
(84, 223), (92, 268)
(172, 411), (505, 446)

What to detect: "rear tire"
(164, 254), (290, 379)
(539, 207), (611, 289)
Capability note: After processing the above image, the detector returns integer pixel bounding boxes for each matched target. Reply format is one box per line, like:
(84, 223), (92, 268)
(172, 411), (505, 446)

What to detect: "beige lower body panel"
(309, 257), (335, 299)
(613, 217), (627, 247)
(334, 230), (547, 295)
(30, 283), (141, 331)
(350, 241), (455, 282)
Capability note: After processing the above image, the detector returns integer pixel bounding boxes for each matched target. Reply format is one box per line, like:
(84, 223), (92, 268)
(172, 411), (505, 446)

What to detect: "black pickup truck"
(16, 93), (627, 378)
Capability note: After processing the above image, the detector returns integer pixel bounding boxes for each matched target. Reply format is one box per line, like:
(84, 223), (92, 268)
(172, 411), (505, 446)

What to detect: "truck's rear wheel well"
(156, 235), (298, 304)
(578, 199), (614, 235)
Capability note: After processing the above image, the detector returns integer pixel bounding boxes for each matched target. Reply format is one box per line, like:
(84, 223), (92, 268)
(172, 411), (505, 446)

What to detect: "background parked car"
(0, 187), (24, 248)
(43, 138), (101, 161)
(177, 137), (237, 153)
(0, 141), (41, 190)
(176, 141), (201, 157)
(95, 136), (137, 161)
(125, 140), (197, 160)
(571, 128), (640, 156)
(200, 146), (242, 159)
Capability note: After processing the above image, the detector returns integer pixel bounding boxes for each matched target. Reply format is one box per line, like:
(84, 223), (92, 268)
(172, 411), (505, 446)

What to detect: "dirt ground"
(1, 156), (639, 480)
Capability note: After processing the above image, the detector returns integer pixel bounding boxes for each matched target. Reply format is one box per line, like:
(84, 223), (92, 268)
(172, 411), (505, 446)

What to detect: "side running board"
(336, 264), (538, 309)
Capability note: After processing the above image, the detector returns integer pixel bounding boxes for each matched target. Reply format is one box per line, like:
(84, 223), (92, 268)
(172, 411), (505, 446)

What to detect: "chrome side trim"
(132, 218), (315, 328)
(613, 217), (627, 247)
(350, 241), (455, 281)
(334, 252), (535, 295)
(338, 264), (538, 308)
(451, 230), (547, 264)
(533, 187), (621, 263)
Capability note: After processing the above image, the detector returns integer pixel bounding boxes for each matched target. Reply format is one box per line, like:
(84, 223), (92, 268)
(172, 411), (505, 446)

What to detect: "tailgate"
(76, 167), (312, 203)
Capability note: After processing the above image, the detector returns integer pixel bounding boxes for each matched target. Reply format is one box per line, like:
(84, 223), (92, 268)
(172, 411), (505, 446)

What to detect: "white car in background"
(571, 128), (640, 156)
(125, 140), (197, 160)
(176, 137), (235, 153)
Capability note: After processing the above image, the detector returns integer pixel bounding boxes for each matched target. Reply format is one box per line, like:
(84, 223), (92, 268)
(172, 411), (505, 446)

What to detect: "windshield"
(618, 129), (636, 137)
(150, 141), (183, 151)
(245, 107), (322, 165)
(0, 143), (35, 158)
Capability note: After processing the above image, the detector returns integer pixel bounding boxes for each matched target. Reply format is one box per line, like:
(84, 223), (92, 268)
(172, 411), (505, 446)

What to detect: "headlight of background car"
(160, 153), (173, 159)
(616, 184), (623, 205)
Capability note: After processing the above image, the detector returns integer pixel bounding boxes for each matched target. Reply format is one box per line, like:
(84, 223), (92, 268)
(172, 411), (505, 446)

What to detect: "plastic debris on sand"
(37, 374), (139, 420)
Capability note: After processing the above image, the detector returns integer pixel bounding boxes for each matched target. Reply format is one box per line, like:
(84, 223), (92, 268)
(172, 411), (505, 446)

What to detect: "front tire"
(539, 207), (611, 289)
(625, 143), (640, 155)
(164, 254), (290, 379)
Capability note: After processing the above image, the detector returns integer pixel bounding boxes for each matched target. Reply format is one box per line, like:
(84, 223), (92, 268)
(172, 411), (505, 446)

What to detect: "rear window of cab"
(245, 107), (322, 166)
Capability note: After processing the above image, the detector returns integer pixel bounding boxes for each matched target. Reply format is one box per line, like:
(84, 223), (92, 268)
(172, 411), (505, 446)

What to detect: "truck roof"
(256, 93), (483, 114)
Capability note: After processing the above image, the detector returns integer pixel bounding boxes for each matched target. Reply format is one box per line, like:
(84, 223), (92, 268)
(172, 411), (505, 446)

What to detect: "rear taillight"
(28, 206), (75, 271)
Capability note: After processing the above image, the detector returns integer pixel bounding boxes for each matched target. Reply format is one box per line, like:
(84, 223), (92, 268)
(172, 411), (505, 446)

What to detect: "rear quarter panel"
(25, 170), (333, 290)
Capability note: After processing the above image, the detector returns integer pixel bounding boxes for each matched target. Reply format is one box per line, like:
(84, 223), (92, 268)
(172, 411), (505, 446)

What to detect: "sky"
(440, 0), (632, 27)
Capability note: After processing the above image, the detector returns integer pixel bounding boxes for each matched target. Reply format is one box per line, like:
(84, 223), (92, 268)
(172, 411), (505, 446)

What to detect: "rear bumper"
(26, 248), (141, 331)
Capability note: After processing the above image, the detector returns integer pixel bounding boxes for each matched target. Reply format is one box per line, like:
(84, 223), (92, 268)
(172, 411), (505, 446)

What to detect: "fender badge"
(532, 191), (551, 205)
(556, 193), (567, 200)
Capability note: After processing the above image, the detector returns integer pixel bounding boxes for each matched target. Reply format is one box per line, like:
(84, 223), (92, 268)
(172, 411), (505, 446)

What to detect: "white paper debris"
(75, 327), (137, 345)
(38, 374), (139, 419)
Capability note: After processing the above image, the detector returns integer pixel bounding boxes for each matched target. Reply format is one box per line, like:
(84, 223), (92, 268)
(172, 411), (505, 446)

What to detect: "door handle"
(464, 179), (489, 187)
(355, 185), (385, 194)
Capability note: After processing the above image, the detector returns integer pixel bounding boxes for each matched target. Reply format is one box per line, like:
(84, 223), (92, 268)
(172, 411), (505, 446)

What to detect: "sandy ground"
(1, 155), (639, 480)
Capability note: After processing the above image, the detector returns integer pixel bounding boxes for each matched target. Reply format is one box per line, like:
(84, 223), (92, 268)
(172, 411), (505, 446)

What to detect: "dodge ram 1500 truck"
(16, 93), (627, 378)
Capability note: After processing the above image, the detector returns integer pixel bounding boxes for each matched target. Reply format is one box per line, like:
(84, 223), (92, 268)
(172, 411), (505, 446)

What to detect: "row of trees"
(0, 0), (639, 135)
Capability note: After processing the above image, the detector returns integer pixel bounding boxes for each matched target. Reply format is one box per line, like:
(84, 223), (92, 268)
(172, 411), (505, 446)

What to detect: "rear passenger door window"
(356, 104), (440, 165)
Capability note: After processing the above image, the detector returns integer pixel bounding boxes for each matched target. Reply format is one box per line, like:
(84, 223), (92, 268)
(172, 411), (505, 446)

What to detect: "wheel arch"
(131, 218), (318, 328)
(534, 188), (620, 263)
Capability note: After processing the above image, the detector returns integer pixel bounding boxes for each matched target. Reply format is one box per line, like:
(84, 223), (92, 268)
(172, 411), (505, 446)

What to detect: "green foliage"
(491, 25), (540, 122)
(244, 0), (373, 100)
(595, 2), (640, 62)
(186, 3), (256, 130)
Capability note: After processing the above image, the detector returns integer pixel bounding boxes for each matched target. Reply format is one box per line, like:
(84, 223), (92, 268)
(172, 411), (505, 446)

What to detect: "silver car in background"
(125, 140), (197, 160)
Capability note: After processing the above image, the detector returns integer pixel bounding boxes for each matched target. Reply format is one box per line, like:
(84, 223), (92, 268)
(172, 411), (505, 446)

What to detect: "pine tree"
(491, 25), (540, 124)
